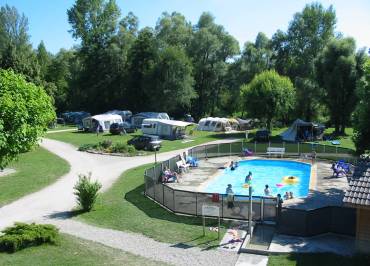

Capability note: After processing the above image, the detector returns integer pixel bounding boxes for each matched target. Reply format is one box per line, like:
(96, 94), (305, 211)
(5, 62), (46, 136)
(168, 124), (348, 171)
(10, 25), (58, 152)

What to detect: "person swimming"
(245, 171), (252, 183)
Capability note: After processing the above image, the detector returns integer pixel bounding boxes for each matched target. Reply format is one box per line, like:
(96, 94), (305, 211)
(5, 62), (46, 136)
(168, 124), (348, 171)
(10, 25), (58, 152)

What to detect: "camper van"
(141, 119), (191, 140)
(82, 114), (123, 132)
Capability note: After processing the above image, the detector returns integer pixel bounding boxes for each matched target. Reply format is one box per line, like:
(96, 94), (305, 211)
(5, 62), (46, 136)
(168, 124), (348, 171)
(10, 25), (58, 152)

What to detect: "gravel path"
(0, 138), (183, 230)
(44, 219), (238, 266)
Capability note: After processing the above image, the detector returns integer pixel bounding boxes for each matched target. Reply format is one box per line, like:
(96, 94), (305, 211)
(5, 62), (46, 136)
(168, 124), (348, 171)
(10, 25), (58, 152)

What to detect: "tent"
(196, 117), (234, 132)
(280, 119), (325, 142)
(82, 114), (122, 132)
(141, 119), (192, 140)
(131, 112), (170, 128)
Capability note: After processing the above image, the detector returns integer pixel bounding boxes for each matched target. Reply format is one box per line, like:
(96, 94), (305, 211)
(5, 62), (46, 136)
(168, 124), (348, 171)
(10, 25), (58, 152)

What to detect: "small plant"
(74, 173), (102, 212)
(99, 140), (112, 149)
(0, 223), (59, 253)
(127, 145), (136, 154)
(78, 143), (97, 151)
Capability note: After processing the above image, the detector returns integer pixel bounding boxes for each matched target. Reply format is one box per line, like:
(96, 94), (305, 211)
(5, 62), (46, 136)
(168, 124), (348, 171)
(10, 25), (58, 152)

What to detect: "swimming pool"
(203, 159), (311, 198)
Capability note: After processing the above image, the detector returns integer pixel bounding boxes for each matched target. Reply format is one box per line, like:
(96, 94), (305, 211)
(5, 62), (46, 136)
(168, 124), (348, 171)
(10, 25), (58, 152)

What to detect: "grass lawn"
(0, 233), (164, 266)
(0, 147), (70, 206)
(46, 126), (245, 153)
(268, 253), (370, 266)
(77, 164), (227, 248)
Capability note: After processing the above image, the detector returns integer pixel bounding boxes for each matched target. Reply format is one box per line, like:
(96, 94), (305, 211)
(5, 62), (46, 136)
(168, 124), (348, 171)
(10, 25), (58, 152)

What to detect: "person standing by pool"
(245, 171), (252, 183)
(264, 184), (270, 196)
(226, 184), (234, 209)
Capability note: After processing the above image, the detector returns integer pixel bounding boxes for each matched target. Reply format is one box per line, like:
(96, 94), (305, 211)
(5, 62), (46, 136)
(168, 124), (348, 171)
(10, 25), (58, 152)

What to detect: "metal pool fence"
(144, 141), (354, 222)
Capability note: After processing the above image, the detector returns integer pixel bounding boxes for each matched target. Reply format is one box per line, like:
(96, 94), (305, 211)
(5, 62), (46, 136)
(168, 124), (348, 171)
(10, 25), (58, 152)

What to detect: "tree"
(125, 27), (158, 112)
(272, 3), (336, 120)
(188, 12), (239, 118)
(241, 70), (295, 130)
(353, 58), (370, 154)
(36, 41), (52, 79)
(0, 69), (55, 169)
(316, 37), (365, 134)
(0, 5), (40, 82)
(225, 32), (273, 115)
(152, 46), (196, 113)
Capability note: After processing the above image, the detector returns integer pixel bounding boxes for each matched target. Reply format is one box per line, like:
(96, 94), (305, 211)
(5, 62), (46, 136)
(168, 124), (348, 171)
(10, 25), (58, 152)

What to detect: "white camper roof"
(143, 118), (191, 127)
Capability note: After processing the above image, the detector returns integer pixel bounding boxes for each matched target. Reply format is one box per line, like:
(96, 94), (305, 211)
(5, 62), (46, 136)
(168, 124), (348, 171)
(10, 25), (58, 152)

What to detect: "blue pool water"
(203, 160), (311, 198)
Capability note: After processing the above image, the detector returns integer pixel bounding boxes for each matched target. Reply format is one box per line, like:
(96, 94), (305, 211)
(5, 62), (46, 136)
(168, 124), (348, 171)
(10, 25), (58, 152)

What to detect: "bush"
(111, 142), (128, 153)
(99, 140), (112, 149)
(0, 223), (59, 253)
(78, 143), (97, 151)
(127, 145), (136, 154)
(74, 173), (102, 212)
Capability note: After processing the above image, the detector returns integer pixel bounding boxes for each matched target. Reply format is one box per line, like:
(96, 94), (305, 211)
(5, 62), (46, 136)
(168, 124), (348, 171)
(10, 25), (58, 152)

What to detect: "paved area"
(41, 218), (238, 266)
(235, 253), (268, 266)
(269, 233), (356, 256)
(46, 128), (76, 134)
(0, 168), (15, 177)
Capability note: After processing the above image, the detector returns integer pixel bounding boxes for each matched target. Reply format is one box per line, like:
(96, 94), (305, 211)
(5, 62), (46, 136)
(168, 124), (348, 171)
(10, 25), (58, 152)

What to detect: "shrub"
(0, 223), (59, 253)
(74, 173), (102, 212)
(111, 142), (128, 153)
(78, 143), (97, 151)
(99, 140), (112, 149)
(127, 145), (136, 154)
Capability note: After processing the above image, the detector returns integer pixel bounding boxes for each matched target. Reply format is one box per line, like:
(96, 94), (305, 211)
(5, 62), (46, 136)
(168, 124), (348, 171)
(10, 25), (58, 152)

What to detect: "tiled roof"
(343, 163), (370, 207)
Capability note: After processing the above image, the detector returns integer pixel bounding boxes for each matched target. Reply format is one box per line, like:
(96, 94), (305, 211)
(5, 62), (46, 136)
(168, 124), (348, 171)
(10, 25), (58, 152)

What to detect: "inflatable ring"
(283, 176), (299, 184)
(276, 183), (284, 187)
(242, 183), (250, 188)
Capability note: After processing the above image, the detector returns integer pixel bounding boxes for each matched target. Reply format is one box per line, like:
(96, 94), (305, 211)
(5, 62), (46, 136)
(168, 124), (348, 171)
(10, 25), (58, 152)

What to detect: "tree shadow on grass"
(44, 209), (85, 220)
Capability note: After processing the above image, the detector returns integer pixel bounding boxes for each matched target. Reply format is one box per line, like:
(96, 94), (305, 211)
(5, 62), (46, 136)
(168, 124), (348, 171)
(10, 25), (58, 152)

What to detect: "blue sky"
(3, 0), (370, 54)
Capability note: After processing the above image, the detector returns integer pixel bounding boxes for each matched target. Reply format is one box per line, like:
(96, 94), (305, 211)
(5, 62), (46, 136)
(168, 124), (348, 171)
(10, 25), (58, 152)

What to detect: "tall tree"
(241, 70), (295, 130)
(188, 12), (239, 118)
(353, 57), (370, 154)
(36, 41), (51, 79)
(67, 0), (122, 113)
(316, 37), (366, 134)
(0, 5), (40, 82)
(152, 46), (196, 113)
(272, 3), (336, 121)
(224, 32), (273, 115)
(125, 27), (158, 112)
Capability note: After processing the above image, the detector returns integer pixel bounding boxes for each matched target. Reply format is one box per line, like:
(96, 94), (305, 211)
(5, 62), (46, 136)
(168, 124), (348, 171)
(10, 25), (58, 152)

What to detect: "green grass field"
(77, 164), (226, 248)
(0, 233), (164, 266)
(268, 253), (370, 266)
(46, 126), (245, 153)
(0, 147), (70, 205)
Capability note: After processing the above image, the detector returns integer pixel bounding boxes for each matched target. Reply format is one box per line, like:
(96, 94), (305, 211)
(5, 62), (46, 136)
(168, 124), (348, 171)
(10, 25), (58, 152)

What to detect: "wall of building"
(357, 208), (370, 252)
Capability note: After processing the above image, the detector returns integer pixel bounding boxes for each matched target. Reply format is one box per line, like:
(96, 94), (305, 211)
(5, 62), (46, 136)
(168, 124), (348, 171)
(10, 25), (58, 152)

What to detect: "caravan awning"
(159, 119), (192, 127)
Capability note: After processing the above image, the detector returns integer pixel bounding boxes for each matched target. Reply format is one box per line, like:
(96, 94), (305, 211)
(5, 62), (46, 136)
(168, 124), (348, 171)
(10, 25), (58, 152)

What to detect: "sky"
(2, 0), (370, 54)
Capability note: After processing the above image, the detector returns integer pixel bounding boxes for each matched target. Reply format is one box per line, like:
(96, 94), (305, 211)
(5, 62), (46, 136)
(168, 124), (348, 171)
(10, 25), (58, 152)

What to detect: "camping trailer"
(82, 114), (123, 132)
(131, 112), (170, 128)
(141, 119), (191, 140)
(196, 117), (234, 132)
(280, 119), (325, 142)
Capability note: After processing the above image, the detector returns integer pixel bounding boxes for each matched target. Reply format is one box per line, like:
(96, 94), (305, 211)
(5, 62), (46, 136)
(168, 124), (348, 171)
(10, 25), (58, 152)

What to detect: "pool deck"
(168, 156), (349, 211)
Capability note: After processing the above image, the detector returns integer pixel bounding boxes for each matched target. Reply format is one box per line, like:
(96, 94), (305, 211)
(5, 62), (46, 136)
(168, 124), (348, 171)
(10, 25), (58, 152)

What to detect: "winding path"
(0, 138), (240, 266)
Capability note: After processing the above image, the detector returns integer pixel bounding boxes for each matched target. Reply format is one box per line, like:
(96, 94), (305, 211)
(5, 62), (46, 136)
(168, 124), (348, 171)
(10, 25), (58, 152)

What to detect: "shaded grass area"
(77, 164), (227, 248)
(0, 147), (70, 205)
(268, 253), (370, 266)
(0, 233), (164, 266)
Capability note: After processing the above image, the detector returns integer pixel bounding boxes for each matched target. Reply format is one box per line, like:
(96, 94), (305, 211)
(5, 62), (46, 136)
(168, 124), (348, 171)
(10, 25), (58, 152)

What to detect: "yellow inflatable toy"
(242, 183), (250, 188)
(283, 176), (299, 184)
